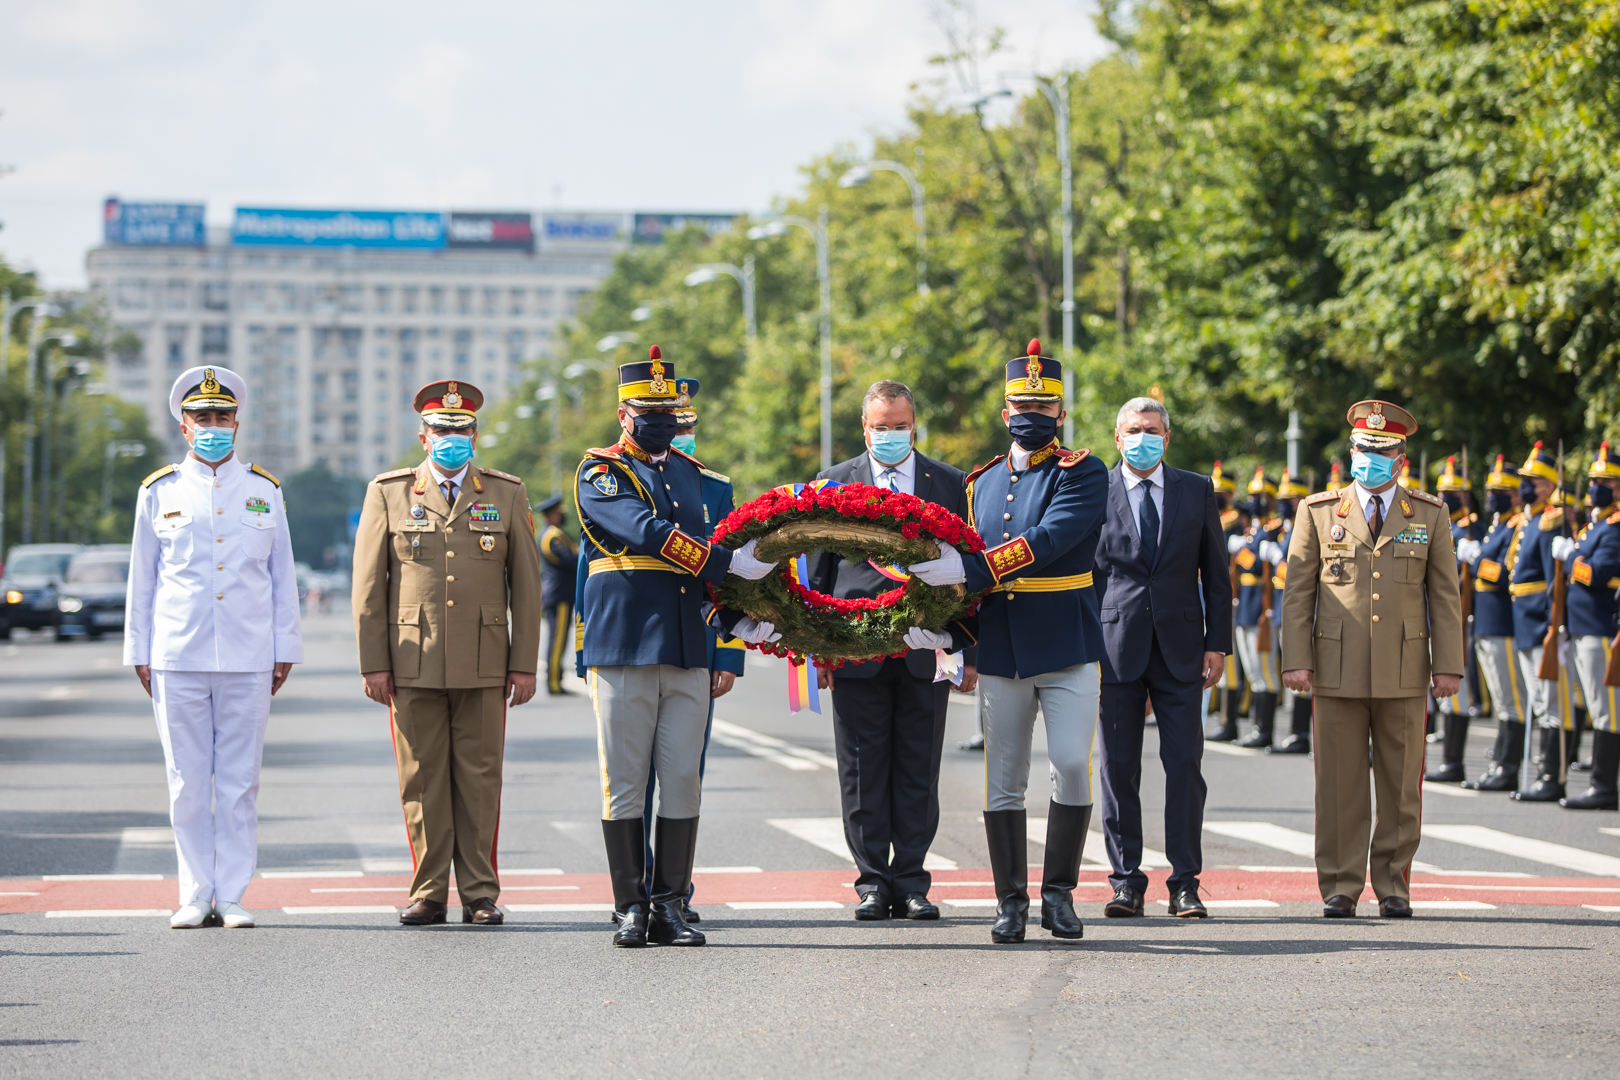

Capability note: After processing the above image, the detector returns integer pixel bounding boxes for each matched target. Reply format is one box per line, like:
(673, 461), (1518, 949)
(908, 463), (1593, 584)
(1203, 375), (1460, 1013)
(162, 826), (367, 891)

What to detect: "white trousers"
(150, 670), (273, 906)
(981, 661), (1100, 811)
(1234, 624), (1280, 694)
(589, 665), (709, 820)
(1573, 635), (1618, 735)
(1475, 636), (1526, 723)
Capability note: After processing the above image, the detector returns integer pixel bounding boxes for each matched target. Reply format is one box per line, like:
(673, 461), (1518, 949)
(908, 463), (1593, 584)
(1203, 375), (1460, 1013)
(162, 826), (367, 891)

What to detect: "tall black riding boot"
(1465, 721), (1523, 791)
(1271, 694), (1312, 754)
(1039, 801), (1089, 940)
(648, 816), (705, 946)
(984, 809), (1028, 944)
(603, 818), (650, 947)
(1207, 689), (1239, 741)
(1570, 709), (1590, 772)
(1562, 730), (1620, 810)
(1424, 713), (1470, 782)
(1236, 692), (1277, 749)
(1512, 727), (1566, 802)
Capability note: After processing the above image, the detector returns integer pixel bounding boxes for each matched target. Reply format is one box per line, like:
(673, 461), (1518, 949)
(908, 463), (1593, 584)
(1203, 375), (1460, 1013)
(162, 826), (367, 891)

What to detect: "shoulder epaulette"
(1264, 517), (1283, 530)
(1409, 488), (1442, 505)
(584, 445), (624, 461)
(964, 455), (1007, 485)
(1056, 448), (1091, 468)
(699, 467), (732, 485)
(669, 446), (705, 469)
(248, 464), (280, 487)
(1304, 490), (1339, 505)
(141, 464), (177, 488)
(1507, 512), (1525, 527)
(1540, 506), (1564, 529)
(478, 466), (522, 484)
(375, 467), (416, 482)
(1606, 506), (1620, 525)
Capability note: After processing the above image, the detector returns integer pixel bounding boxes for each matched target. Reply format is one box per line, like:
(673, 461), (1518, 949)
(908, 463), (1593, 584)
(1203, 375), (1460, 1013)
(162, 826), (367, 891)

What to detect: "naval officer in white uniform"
(125, 366), (303, 928)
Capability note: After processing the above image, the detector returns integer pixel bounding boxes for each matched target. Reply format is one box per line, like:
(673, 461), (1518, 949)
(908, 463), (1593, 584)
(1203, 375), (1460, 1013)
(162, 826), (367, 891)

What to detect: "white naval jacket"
(124, 455), (304, 671)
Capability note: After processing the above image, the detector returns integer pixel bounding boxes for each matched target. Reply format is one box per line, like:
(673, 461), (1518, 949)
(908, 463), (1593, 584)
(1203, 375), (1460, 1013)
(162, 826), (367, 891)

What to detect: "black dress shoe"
(1511, 776), (1565, 801)
(399, 898), (448, 925)
(1323, 895), (1357, 918)
(461, 897), (503, 925)
(1167, 886), (1207, 918)
(892, 894), (939, 920)
(1103, 883), (1144, 918)
(1423, 760), (1467, 783)
(613, 906), (649, 947)
(854, 893), (891, 921)
(1463, 764), (1518, 791)
(1268, 734), (1310, 755)
(681, 899), (701, 924)
(1379, 896), (1412, 918)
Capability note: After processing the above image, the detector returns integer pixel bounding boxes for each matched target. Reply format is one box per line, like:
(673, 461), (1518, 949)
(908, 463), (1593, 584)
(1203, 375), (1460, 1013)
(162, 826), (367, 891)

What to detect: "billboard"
(448, 212), (534, 251)
(232, 207), (446, 248)
(632, 212), (740, 245)
(104, 199), (207, 246)
(541, 213), (623, 244)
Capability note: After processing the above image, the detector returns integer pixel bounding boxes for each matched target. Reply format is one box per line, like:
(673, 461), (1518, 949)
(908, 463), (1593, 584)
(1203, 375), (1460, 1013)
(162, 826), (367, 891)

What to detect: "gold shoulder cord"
(574, 457), (657, 558)
(965, 479), (978, 530)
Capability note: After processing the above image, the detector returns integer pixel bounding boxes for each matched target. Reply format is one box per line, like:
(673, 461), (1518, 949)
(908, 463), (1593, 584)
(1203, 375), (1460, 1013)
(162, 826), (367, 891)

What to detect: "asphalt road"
(2, 604), (1618, 1078)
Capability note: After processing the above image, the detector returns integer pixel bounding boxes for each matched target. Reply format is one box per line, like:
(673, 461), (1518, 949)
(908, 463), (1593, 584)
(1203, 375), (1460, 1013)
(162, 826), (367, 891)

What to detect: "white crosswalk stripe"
(712, 720), (838, 771)
(1204, 820), (1443, 872)
(1422, 825), (1620, 877)
(766, 817), (958, 870)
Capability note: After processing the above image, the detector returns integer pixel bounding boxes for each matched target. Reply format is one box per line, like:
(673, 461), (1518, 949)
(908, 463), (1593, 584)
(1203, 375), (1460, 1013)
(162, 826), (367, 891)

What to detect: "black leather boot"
(1237, 692), (1277, 749)
(1465, 721), (1523, 790)
(1512, 727), (1566, 802)
(1562, 730), (1620, 810)
(603, 818), (650, 946)
(1424, 713), (1470, 782)
(1570, 710), (1589, 772)
(648, 816), (705, 946)
(1270, 694), (1312, 754)
(984, 809), (1028, 943)
(1039, 801), (1089, 940)
(1207, 689), (1239, 741)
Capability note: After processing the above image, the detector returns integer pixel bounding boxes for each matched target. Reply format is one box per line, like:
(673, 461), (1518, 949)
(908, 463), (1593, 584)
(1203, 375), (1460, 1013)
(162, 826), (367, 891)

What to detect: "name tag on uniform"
(1324, 542), (1353, 554)
(400, 519), (436, 532)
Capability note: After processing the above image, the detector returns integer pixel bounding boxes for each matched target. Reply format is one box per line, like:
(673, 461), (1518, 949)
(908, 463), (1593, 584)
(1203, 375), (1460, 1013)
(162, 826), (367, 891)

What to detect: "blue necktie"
(882, 469), (899, 493)
(1139, 479), (1159, 567)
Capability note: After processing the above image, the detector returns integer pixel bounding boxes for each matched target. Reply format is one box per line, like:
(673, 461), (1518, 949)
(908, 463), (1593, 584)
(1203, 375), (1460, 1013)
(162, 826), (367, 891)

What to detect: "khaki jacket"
(1280, 484), (1464, 698)
(353, 460), (543, 688)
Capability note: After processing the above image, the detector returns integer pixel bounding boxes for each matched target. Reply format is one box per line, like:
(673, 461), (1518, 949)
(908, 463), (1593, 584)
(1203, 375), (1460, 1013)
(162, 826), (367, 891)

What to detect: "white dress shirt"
(1120, 463), (1166, 544)
(125, 455), (303, 671)
(1353, 481), (1394, 531)
(430, 462), (470, 502)
(868, 450), (916, 495)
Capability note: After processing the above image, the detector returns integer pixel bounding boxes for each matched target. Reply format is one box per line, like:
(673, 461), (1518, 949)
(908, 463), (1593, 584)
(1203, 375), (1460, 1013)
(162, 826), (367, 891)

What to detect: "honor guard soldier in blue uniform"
(575, 347), (778, 947)
(1427, 456), (1486, 782)
(127, 366), (303, 929)
(537, 495), (578, 695)
(1509, 443), (1572, 801)
(906, 339), (1110, 943)
(1461, 456), (1533, 790)
(1556, 443), (1620, 809)
(1207, 461), (1246, 739)
(638, 376), (747, 923)
(1258, 470), (1311, 753)
(1229, 468), (1284, 748)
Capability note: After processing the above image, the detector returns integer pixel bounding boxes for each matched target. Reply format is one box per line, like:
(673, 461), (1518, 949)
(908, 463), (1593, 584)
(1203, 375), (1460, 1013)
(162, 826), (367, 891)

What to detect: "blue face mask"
(429, 433), (475, 470)
(1350, 452), (1397, 487)
(869, 430), (913, 466)
(190, 426), (235, 462)
(670, 434), (697, 457)
(1120, 432), (1165, 470)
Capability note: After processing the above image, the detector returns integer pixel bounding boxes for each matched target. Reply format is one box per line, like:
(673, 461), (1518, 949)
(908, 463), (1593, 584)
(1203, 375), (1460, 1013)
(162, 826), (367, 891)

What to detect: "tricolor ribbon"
(771, 479), (842, 712)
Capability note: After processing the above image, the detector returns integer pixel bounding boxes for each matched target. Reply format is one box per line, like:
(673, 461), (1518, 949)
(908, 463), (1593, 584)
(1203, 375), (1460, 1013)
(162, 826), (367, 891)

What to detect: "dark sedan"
(1, 544), (83, 638)
(56, 547), (132, 641)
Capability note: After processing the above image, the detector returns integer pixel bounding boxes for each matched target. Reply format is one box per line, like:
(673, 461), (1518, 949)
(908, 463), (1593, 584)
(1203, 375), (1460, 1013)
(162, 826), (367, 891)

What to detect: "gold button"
(216, 508), (223, 515)
(447, 599), (455, 607)
(1003, 513), (1011, 520)
(446, 575), (455, 582)
(216, 537), (223, 543)
(445, 526), (453, 534)
(1011, 475), (1019, 483)
(217, 564), (224, 571)
(665, 484), (671, 490)
(1008, 593), (1016, 600)
(214, 480), (220, 487)
(1372, 593), (1380, 600)
(216, 593), (224, 600)
(1373, 571), (1380, 579)
(1372, 614), (1380, 623)
(673, 501), (679, 507)
(680, 587), (687, 594)
(447, 550), (455, 558)
(1006, 494), (1015, 502)
(1003, 533), (1010, 540)
(1374, 550), (1381, 558)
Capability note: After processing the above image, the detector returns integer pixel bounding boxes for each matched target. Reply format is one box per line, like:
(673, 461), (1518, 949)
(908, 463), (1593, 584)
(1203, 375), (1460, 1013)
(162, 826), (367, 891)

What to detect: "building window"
(278, 283), (301, 313)
(399, 328), (418, 366)
(242, 282), (268, 312)
(454, 329), (472, 370)
(202, 281), (230, 311)
(402, 286), (420, 314)
(373, 286), (392, 313)
(342, 413), (359, 444)
(165, 280), (189, 311)
(312, 413), (328, 443)
(482, 287), (499, 316)
(508, 288), (525, 316)
(565, 287), (591, 316)
(313, 371), (330, 405)
(165, 324), (188, 367)
(534, 287), (554, 316)
(342, 285), (363, 313)
(117, 279), (150, 310)
(341, 328), (361, 362)
(200, 324), (229, 358)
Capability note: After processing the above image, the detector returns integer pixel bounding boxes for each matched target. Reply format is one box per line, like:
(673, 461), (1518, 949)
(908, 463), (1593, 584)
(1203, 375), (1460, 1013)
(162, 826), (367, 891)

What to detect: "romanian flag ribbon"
(773, 480), (841, 713)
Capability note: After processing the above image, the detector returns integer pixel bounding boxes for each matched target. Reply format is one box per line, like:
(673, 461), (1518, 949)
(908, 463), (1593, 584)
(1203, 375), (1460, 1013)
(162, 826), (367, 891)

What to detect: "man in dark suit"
(1095, 396), (1231, 919)
(809, 380), (978, 921)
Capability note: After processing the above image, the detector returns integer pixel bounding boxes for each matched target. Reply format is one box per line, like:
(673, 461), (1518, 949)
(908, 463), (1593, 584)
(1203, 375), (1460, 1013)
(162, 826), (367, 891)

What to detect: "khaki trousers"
(390, 685), (507, 904)
(1312, 695), (1425, 903)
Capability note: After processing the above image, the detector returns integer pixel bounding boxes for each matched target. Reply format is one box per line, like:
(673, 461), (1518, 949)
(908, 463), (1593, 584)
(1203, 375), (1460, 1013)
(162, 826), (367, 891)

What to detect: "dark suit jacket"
(808, 451), (977, 680)
(1095, 463), (1232, 684)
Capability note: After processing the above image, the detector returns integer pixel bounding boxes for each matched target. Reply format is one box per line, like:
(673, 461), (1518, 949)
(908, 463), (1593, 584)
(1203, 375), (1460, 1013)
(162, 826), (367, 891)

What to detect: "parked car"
(56, 546), (133, 641)
(0, 544), (83, 638)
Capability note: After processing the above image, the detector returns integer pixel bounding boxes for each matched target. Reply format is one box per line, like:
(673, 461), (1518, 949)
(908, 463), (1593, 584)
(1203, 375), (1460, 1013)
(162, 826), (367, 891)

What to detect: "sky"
(0, 0), (1108, 289)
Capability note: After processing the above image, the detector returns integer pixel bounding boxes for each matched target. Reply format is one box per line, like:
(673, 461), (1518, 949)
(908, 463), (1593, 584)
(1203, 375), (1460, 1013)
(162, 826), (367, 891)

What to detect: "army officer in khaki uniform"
(1281, 401), (1464, 919)
(353, 380), (544, 926)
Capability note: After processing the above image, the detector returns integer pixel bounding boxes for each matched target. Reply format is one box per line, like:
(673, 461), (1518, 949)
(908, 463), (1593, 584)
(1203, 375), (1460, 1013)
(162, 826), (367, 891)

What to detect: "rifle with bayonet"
(1538, 440), (1568, 681)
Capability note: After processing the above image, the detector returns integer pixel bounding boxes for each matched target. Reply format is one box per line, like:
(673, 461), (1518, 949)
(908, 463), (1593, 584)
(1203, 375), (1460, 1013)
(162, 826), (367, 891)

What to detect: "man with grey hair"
(1093, 394), (1231, 918)
(808, 379), (977, 921)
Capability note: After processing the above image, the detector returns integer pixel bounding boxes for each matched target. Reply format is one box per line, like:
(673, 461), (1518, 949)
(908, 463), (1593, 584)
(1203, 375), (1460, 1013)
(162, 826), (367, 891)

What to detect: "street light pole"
(684, 259), (757, 359)
(838, 160), (928, 296)
(3, 298), (54, 553)
(747, 210), (834, 470)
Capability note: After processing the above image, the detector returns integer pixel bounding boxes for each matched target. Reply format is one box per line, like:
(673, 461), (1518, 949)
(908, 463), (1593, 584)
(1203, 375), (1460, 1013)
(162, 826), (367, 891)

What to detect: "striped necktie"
(881, 469), (899, 493)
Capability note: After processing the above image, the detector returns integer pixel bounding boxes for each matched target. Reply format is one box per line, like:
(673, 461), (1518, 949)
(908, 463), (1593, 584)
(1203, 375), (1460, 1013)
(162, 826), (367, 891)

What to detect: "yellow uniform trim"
(616, 379), (678, 403)
(989, 572), (1094, 594)
(1004, 376), (1064, 398)
(1239, 573), (1264, 587)
(587, 555), (691, 576)
(1508, 580), (1547, 597)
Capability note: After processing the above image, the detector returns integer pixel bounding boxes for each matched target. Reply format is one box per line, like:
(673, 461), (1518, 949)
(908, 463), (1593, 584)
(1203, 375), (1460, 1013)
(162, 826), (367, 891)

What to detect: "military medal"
(480, 534), (495, 551)
(1330, 524), (1345, 541)
(245, 496), (271, 514)
(410, 504), (426, 520)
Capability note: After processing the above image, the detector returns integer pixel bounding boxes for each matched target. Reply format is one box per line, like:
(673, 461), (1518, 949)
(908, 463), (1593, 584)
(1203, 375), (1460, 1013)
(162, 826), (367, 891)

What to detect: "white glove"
(731, 616), (782, 644)
(903, 626), (953, 651)
(727, 538), (778, 581)
(906, 543), (966, 585)
(1227, 533), (1248, 556)
(1259, 540), (1286, 566)
(1455, 538), (1482, 564)
(1551, 536), (1578, 563)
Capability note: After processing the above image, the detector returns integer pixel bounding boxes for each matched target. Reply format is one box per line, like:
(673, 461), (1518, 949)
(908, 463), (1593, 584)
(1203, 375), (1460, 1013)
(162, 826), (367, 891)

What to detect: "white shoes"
(217, 901), (255, 928)
(170, 903), (212, 929)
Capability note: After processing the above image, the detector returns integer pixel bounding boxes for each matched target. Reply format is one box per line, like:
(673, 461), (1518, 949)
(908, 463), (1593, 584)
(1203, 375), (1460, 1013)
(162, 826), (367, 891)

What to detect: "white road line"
(1410, 900), (1496, 910)
(360, 859), (414, 873)
(41, 874), (163, 881)
(693, 866), (762, 874)
(260, 870), (365, 879)
(1209, 820), (1442, 872)
(766, 818), (958, 870)
(725, 901), (844, 910)
(1411, 883), (1620, 893)
(1600, 828), (1620, 839)
(942, 898), (1000, 907)
(118, 827), (174, 847)
(1582, 905), (1620, 913)
(503, 904), (615, 913)
(1422, 782), (1478, 798)
(0, 891), (41, 896)
(46, 909), (172, 918)
(307, 886), (581, 893)
(282, 905), (397, 914)
(1423, 824), (1620, 877)
(1203, 742), (1264, 757)
(1238, 866), (1316, 873)
(712, 719), (838, 771)
(1153, 898), (1280, 909)
(501, 868), (565, 875)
